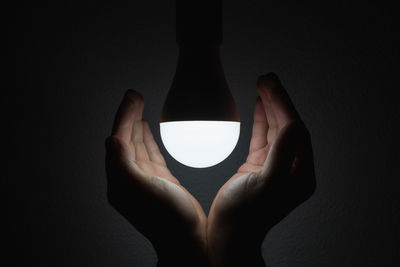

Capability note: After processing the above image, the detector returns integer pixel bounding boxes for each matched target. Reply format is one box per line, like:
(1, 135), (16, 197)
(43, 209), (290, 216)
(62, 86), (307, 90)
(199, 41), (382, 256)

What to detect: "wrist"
(208, 244), (265, 267)
(155, 243), (209, 267)
(157, 254), (209, 267)
(210, 253), (265, 267)
(157, 258), (208, 267)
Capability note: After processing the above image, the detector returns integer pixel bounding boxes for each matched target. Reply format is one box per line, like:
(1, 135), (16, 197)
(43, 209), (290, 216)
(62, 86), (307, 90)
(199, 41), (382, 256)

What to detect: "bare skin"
(207, 73), (316, 266)
(105, 91), (207, 266)
(105, 73), (316, 267)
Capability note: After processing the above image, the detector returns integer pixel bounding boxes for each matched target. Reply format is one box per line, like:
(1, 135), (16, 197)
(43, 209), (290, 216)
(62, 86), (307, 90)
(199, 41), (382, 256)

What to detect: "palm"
(129, 119), (206, 227)
(130, 118), (205, 218)
(232, 142), (269, 180)
(209, 97), (273, 211)
(207, 74), (315, 265)
(106, 91), (206, 262)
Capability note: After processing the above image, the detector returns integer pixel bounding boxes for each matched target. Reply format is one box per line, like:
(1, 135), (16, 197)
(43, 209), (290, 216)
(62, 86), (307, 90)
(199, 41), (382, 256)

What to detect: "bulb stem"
(176, 0), (222, 45)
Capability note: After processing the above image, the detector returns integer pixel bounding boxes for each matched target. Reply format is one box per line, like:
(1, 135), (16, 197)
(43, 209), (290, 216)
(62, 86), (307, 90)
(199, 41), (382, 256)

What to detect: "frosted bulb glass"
(160, 121), (240, 168)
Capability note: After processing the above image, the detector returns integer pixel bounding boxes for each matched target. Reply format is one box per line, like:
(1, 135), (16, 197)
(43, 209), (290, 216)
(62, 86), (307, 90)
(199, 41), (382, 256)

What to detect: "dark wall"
(7, 1), (399, 266)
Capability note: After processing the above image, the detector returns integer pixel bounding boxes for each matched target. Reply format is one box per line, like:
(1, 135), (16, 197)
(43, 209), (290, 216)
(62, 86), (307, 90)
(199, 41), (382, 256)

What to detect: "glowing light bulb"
(160, 121), (240, 168)
(160, 0), (240, 168)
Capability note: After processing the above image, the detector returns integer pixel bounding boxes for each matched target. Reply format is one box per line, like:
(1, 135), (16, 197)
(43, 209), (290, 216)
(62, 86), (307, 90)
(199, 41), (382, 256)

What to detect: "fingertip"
(257, 72), (282, 90)
(125, 89), (144, 107)
(265, 72), (281, 83)
(123, 90), (145, 121)
(125, 89), (136, 96)
(258, 72), (281, 83)
(125, 89), (142, 98)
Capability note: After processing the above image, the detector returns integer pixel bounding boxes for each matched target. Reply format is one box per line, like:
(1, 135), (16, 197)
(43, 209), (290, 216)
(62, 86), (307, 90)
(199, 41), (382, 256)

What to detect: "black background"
(6, 1), (399, 266)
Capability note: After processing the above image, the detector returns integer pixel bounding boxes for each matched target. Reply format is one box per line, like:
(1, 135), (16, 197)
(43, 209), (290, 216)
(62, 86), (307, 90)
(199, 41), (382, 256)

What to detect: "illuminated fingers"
(257, 73), (299, 131)
(143, 121), (167, 166)
(249, 97), (269, 154)
(112, 90), (144, 142)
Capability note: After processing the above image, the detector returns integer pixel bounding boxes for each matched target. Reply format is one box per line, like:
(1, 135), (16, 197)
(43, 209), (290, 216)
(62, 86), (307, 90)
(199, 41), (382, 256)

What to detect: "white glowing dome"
(160, 121), (240, 168)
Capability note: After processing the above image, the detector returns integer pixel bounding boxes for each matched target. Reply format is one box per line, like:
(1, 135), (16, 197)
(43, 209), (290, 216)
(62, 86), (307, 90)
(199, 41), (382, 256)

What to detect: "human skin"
(105, 73), (316, 267)
(207, 73), (316, 267)
(105, 91), (208, 266)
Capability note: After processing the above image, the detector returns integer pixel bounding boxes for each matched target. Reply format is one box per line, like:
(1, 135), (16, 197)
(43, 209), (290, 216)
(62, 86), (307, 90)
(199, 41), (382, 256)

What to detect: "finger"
(246, 146), (269, 166)
(238, 162), (264, 174)
(143, 121), (167, 166)
(132, 120), (150, 161)
(112, 90), (144, 142)
(261, 122), (304, 178)
(105, 135), (147, 181)
(257, 73), (299, 129)
(256, 76), (278, 143)
(249, 97), (269, 153)
(257, 76), (278, 133)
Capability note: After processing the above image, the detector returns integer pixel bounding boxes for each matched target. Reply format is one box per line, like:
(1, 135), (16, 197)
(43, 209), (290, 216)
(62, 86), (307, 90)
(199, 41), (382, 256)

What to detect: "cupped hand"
(105, 90), (207, 266)
(207, 73), (316, 267)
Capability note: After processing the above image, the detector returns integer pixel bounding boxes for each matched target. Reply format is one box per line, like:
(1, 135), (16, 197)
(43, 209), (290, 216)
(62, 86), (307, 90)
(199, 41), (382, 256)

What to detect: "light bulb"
(160, 0), (240, 168)
(160, 121), (240, 168)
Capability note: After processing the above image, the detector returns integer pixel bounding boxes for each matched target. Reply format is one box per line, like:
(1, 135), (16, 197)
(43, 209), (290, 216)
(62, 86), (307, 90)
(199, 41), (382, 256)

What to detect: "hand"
(105, 90), (207, 267)
(207, 73), (316, 267)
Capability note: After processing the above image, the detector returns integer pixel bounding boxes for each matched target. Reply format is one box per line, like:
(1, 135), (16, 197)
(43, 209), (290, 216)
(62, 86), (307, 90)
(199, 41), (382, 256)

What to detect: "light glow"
(160, 121), (240, 168)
